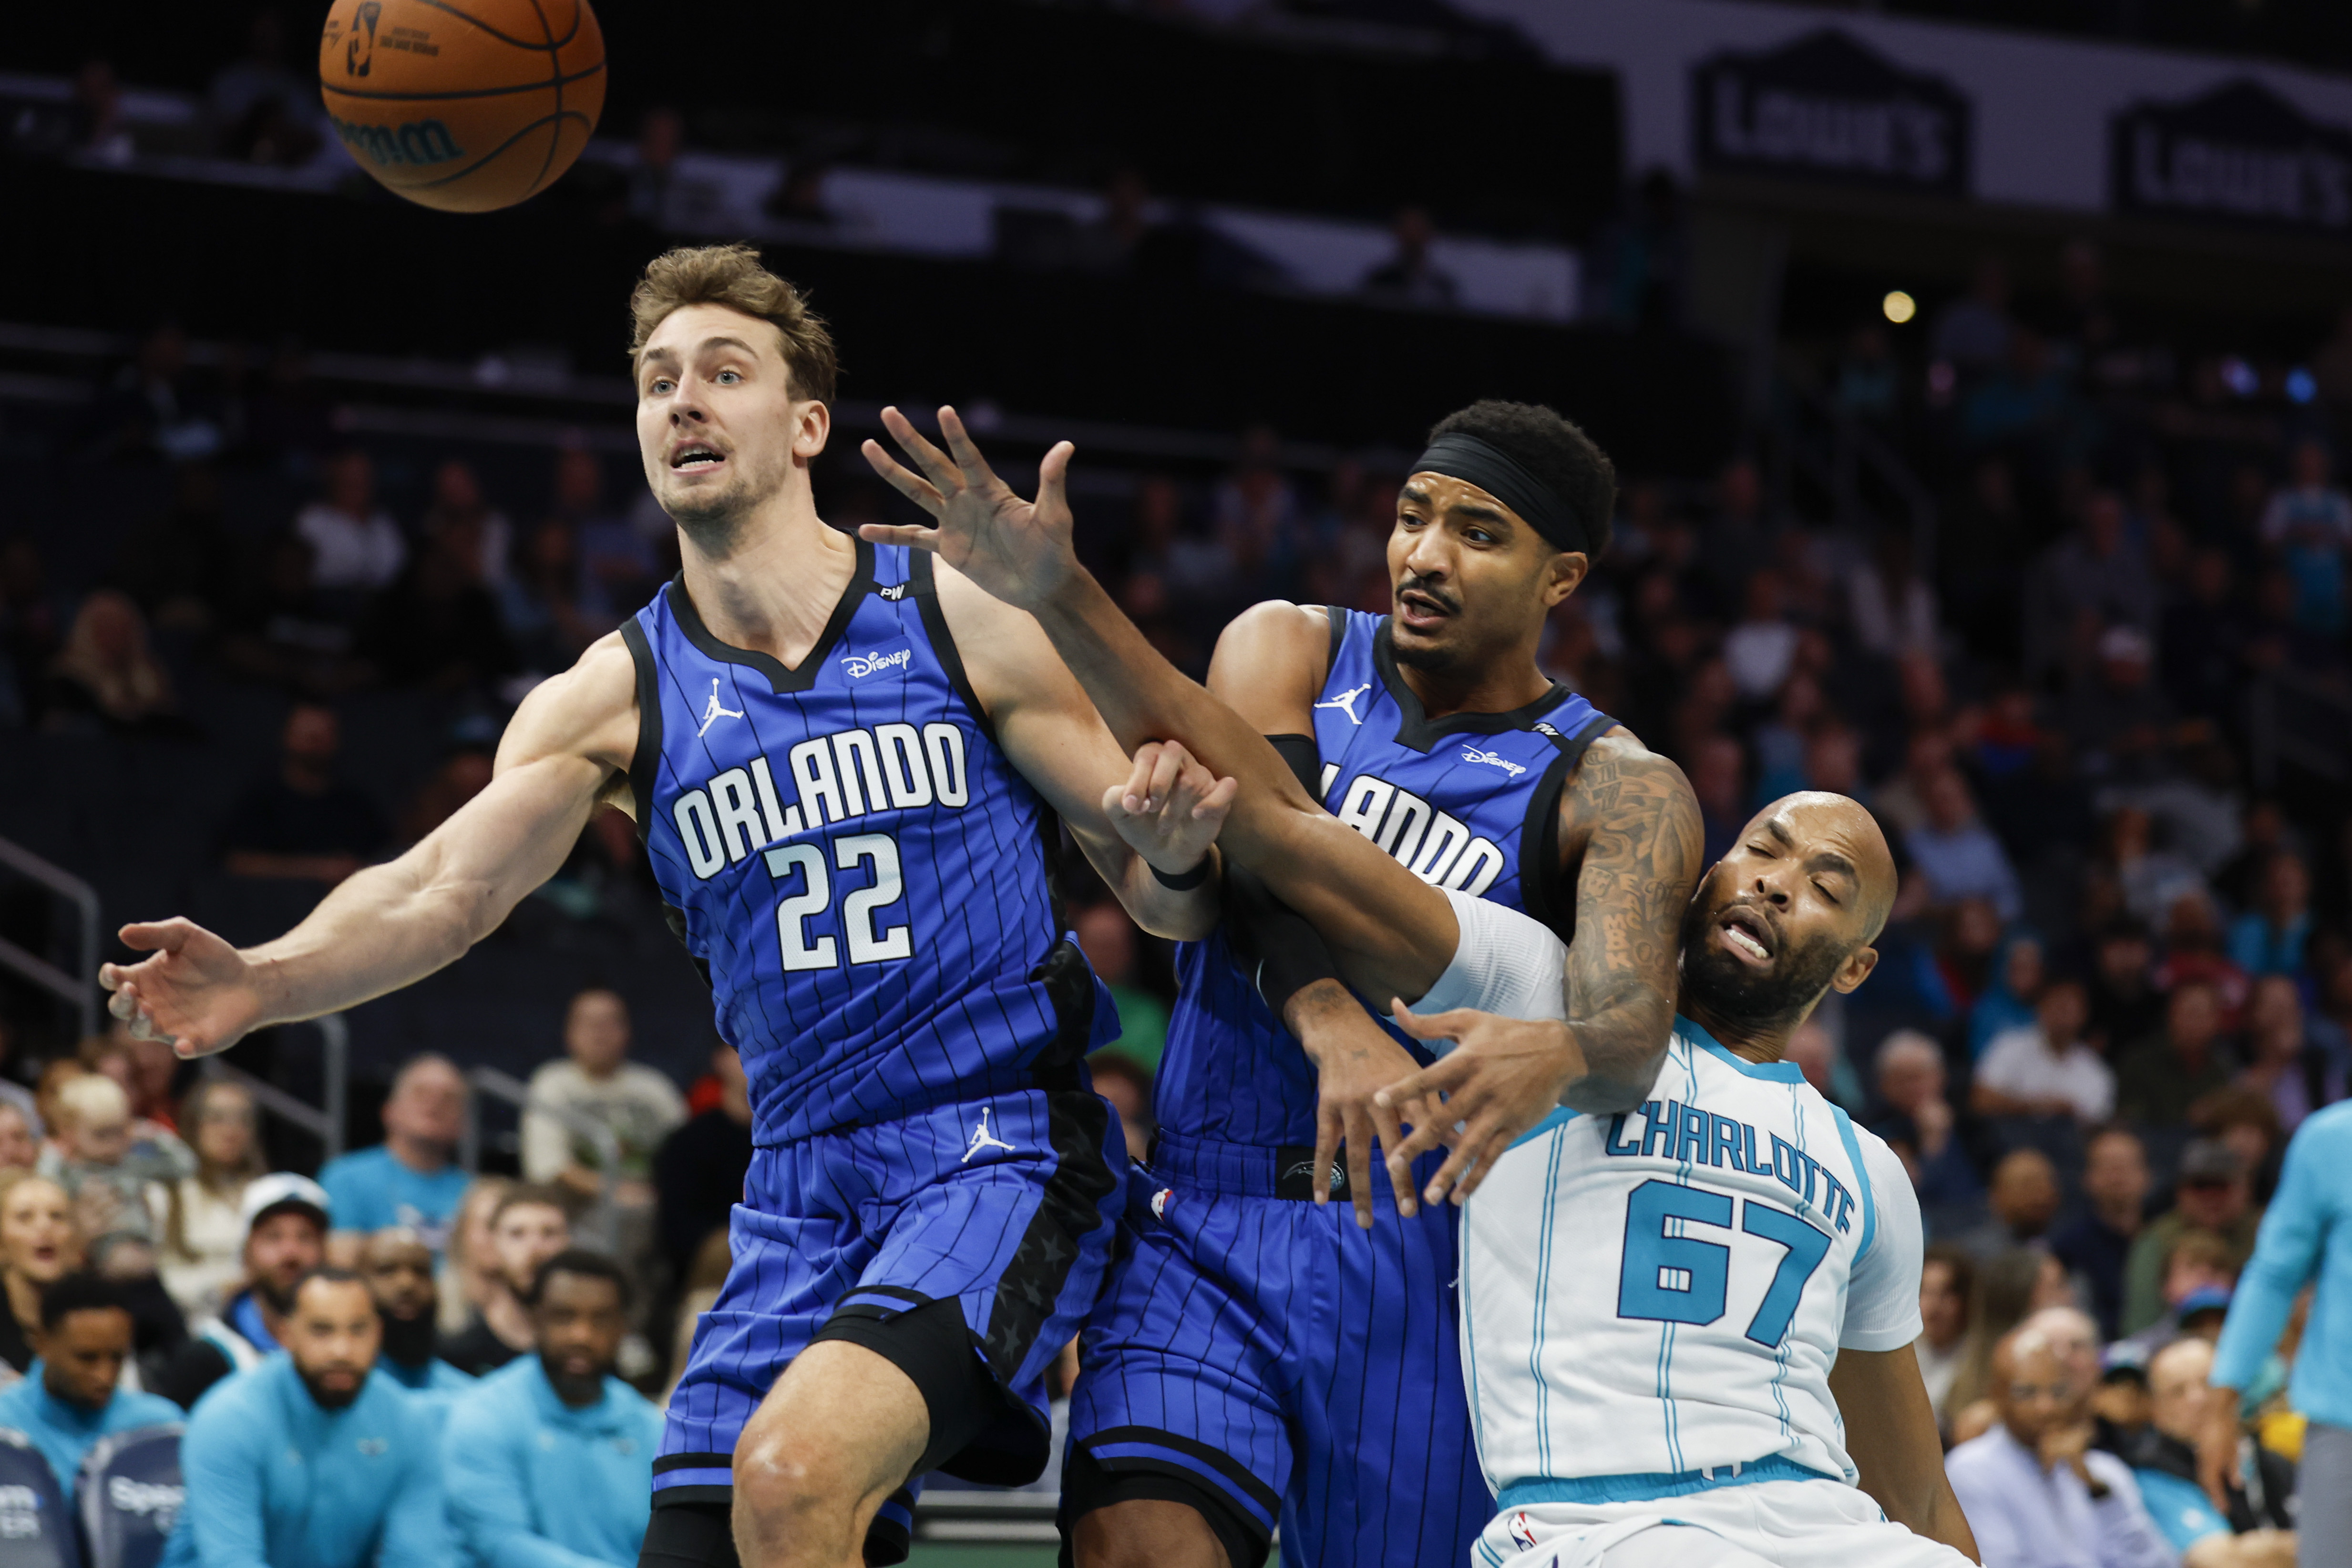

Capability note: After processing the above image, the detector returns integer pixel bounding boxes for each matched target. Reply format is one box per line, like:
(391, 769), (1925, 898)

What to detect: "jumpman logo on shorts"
(1314, 682), (1374, 725)
(962, 1106), (1017, 1163)
(698, 678), (745, 737)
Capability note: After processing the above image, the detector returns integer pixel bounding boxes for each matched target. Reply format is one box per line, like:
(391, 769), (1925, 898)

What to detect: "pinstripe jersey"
(1461, 1019), (1923, 1503)
(621, 541), (1106, 1147)
(1152, 608), (1611, 1147)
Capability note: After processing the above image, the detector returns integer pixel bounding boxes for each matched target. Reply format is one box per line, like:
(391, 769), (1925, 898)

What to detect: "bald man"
(1948, 1329), (2174, 1568)
(2129, 1338), (2295, 1568)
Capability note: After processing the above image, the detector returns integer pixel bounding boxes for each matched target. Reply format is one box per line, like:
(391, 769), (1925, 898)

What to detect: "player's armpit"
(1828, 1348), (1984, 1562)
(1554, 735), (1701, 1112)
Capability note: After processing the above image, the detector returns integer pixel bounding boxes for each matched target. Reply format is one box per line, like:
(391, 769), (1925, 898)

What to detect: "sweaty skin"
(860, 407), (1697, 1211)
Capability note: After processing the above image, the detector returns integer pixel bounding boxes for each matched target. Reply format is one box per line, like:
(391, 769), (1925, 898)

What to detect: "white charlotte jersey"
(1461, 1017), (1923, 1501)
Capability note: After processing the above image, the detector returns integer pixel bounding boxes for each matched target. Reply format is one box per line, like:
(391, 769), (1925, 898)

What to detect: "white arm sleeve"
(1404, 890), (1569, 1043)
(1839, 1126), (1926, 1351)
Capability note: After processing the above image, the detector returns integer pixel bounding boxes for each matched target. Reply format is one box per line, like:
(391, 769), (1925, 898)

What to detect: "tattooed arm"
(1378, 730), (1699, 1207)
(1551, 732), (1704, 1108)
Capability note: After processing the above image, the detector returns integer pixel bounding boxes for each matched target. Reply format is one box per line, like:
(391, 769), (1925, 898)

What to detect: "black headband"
(1409, 432), (1590, 555)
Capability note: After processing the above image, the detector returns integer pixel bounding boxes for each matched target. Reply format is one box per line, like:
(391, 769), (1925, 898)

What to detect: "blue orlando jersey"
(1153, 608), (1614, 1148)
(621, 542), (1112, 1145)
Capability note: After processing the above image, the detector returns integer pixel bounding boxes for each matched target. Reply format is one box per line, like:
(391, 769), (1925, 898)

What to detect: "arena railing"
(198, 1015), (349, 1164)
(457, 1066), (624, 1245)
(0, 835), (100, 1042)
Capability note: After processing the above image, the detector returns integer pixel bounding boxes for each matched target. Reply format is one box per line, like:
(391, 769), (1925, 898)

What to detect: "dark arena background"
(4, 1), (2352, 1564)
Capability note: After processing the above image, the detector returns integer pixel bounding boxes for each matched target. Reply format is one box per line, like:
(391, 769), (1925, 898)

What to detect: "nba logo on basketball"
(346, 1), (380, 76)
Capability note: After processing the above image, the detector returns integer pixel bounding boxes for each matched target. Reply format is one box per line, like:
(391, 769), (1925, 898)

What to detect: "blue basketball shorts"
(1063, 1130), (1494, 1568)
(655, 1087), (1125, 1513)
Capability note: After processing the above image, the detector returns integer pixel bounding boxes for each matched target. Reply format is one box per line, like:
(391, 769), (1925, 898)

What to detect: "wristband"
(1151, 856), (1212, 891)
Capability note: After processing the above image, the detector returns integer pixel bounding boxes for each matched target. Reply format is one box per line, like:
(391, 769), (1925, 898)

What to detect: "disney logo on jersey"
(1459, 745), (1528, 778)
(840, 645), (914, 679)
(667, 721), (973, 881)
(1328, 773), (1507, 895)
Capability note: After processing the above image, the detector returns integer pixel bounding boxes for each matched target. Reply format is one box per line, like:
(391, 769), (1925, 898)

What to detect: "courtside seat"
(0, 1425), (82, 1568)
(75, 1425), (181, 1568)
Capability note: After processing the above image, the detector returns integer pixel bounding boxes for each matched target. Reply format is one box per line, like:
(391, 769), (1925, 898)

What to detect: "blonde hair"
(54, 1073), (129, 1131)
(627, 243), (837, 403)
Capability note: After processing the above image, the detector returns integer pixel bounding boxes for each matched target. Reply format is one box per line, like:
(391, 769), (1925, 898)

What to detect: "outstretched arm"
(1829, 1348), (1982, 1561)
(100, 638), (639, 1056)
(862, 407), (1457, 1004)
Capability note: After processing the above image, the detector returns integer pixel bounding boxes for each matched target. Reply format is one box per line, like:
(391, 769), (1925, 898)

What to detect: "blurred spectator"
(2086, 918), (2164, 1057)
(1593, 169), (1684, 331)
(1787, 1018), (1865, 1112)
(359, 1228), (472, 1404)
(83, 325), (222, 463)
(1932, 254), (2015, 372)
(1974, 975), (2114, 1124)
(153, 1172), (328, 1407)
(419, 459), (513, 590)
(1849, 529), (1940, 661)
(443, 1250), (660, 1568)
(499, 519), (601, 674)
(1915, 1243), (1974, 1420)
(2160, 548), (2249, 725)
(552, 448), (656, 621)
(1833, 322), (1900, 426)
(2115, 982), (2236, 1129)
(2236, 974), (2345, 1133)
(1942, 1247), (2047, 1425)
(1211, 426), (1302, 603)
(76, 1035), (191, 1181)
(173, 1269), (444, 1568)
(1089, 1053), (1154, 1165)
(2126, 1337), (2297, 1568)
(2259, 438), (2352, 637)
(1941, 456), (2029, 660)
(296, 450), (407, 595)
(42, 589), (179, 733)
(2058, 626), (2173, 784)
(1944, 1326), (2175, 1568)
(0, 1105), (35, 1172)
(0, 1174), (74, 1375)
(1687, 733), (1747, 866)
(218, 702), (390, 883)
(523, 989), (685, 1213)
(43, 1075), (157, 1244)
(2050, 1126), (2152, 1340)
(1906, 770), (2024, 921)
(1868, 1030), (1982, 1215)
(1068, 168), (1155, 276)
(0, 1273), (177, 1502)
(2225, 852), (2312, 980)
(318, 1054), (472, 1259)
(2023, 1303), (2106, 1417)
(439, 1184), (571, 1377)
(438, 1178), (513, 1337)
(208, 11), (320, 164)
(626, 107), (686, 227)
(152, 1079), (263, 1318)
(1722, 570), (1798, 701)
(2206, 1103), (2352, 1565)
(358, 531), (518, 692)
(1073, 903), (1170, 1071)
(2023, 491), (2159, 687)
(216, 532), (363, 695)
(1358, 206), (1458, 308)
(1977, 1148), (2064, 1254)
(2124, 1226), (2247, 1354)
(1970, 932), (2046, 1060)
(653, 1046), (751, 1283)
(401, 745), (496, 843)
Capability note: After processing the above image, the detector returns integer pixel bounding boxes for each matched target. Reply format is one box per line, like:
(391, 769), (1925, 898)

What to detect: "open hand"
(1291, 990), (1425, 1227)
(861, 406), (1079, 612)
(1375, 1002), (1585, 1208)
(98, 918), (268, 1059)
(1103, 740), (1237, 879)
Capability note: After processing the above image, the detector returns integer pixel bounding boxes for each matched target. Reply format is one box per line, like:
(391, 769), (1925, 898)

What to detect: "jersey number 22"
(765, 834), (911, 970)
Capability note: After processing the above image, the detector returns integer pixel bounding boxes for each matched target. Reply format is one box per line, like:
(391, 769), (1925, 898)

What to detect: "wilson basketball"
(318, 0), (606, 213)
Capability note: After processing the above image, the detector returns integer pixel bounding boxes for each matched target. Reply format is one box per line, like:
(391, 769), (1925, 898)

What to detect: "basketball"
(318, 0), (605, 213)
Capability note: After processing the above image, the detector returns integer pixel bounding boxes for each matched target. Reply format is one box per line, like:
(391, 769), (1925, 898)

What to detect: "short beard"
(1388, 633), (1460, 674)
(1678, 900), (1852, 1036)
(297, 1364), (365, 1411)
(254, 1276), (298, 1317)
(543, 1353), (611, 1407)
(379, 1309), (437, 1368)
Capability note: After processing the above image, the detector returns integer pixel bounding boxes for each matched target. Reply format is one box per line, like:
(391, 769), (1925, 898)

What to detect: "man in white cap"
(153, 1172), (329, 1408)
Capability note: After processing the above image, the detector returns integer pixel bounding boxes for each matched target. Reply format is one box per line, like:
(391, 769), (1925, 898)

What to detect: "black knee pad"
(1058, 1445), (1270, 1568)
(810, 1291), (1030, 1482)
(638, 1496), (915, 1568)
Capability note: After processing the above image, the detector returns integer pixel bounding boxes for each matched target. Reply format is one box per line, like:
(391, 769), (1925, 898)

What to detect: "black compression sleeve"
(1222, 734), (1344, 1022)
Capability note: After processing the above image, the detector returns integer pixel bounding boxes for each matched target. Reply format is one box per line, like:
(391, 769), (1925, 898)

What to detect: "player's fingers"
(1195, 775), (1239, 820)
(1342, 1105), (1378, 1230)
(1037, 441), (1075, 517)
(1421, 1124), (1497, 1208)
(860, 441), (946, 516)
(1389, 1001), (1479, 1046)
(1145, 743), (1185, 814)
(857, 524), (943, 552)
(117, 919), (191, 954)
(935, 407), (1004, 494)
(1312, 1103), (1340, 1210)
(106, 979), (139, 1020)
(1372, 1049), (1470, 1114)
(878, 406), (962, 491)
(1119, 743), (1167, 814)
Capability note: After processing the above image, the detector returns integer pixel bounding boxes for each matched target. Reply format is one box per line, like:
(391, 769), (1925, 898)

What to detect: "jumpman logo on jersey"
(697, 678), (745, 737)
(1315, 682), (1374, 725)
(961, 1106), (1017, 1163)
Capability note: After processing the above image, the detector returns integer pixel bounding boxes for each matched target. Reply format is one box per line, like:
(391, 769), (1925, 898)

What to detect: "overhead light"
(1882, 290), (1918, 325)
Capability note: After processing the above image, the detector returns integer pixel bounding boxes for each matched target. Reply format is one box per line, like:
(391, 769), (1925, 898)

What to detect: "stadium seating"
(0, 1427), (82, 1568)
(74, 1425), (182, 1568)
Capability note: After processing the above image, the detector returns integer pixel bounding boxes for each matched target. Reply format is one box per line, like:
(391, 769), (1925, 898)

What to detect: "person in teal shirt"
(359, 1228), (473, 1415)
(166, 1269), (446, 1568)
(317, 1056), (474, 1257)
(442, 1250), (662, 1568)
(0, 1273), (180, 1501)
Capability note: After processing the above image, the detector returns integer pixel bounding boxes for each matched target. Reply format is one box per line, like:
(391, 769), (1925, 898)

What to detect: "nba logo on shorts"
(1150, 1188), (1173, 1220)
(1507, 1510), (1539, 1550)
